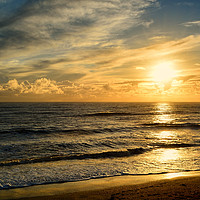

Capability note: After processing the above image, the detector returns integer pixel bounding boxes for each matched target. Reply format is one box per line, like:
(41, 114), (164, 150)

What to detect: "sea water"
(0, 102), (200, 189)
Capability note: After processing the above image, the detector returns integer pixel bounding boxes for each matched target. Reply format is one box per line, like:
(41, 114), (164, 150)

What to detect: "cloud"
(149, 35), (166, 41)
(31, 78), (64, 94)
(116, 81), (146, 85)
(136, 67), (146, 70)
(31, 58), (69, 69)
(0, 0), (158, 58)
(0, 76), (200, 101)
(140, 20), (154, 28)
(175, 75), (196, 82)
(79, 35), (200, 71)
(1, 33), (199, 85)
(1, 78), (64, 95)
(102, 83), (113, 91)
(61, 34), (200, 69)
(182, 20), (200, 27)
(19, 34), (200, 84)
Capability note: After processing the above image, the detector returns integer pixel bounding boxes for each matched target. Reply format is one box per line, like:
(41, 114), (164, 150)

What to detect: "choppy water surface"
(0, 102), (200, 189)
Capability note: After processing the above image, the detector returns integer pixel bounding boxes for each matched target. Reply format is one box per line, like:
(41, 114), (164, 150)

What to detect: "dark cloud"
(0, 0), (158, 58)
(31, 58), (69, 69)
(29, 58), (86, 81)
(0, 0), (84, 56)
(0, 29), (40, 50)
(47, 72), (85, 82)
(102, 84), (112, 91)
(70, 17), (95, 27)
(0, 0), (68, 28)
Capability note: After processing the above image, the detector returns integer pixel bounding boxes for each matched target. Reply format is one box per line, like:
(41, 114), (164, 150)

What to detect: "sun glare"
(152, 61), (176, 82)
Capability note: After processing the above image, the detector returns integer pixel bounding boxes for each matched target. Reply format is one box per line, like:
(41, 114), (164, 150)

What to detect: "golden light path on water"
(159, 131), (176, 141)
(153, 103), (182, 164)
(159, 149), (180, 162)
(154, 103), (174, 124)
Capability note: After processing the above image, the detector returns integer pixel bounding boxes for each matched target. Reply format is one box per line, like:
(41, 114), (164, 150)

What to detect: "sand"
(63, 176), (200, 200)
(1, 172), (200, 200)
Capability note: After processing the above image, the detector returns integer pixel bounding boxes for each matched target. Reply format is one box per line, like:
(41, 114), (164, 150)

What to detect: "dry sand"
(1, 172), (200, 200)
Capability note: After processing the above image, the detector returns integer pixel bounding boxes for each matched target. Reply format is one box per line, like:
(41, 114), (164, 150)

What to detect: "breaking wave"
(0, 148), (149, 167)
(142, 123), (200, 129)
(1, 142), (200, 167)
(152, 143), (200, 148)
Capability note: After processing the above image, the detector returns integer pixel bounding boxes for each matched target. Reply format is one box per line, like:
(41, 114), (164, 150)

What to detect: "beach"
(1, 172), (200, 200)
(1, 0), (200, 198)
(1, 103), (200, 199)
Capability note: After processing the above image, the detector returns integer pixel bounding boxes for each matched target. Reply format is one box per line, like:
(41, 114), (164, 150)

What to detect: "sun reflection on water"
(156, 103), (172, 113)
(154, 130), (178, 143)
(154, 103), (175, 124)
(159, 149), (180, 161)
(153, 103), (182, 164)
(159, 131), (174, 139)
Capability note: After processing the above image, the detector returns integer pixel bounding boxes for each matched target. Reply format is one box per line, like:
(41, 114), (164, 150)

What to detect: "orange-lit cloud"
(0, 0), (200, 102)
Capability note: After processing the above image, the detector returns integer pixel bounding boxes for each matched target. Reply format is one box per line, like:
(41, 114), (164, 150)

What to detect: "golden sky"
(0, 0), (200, 102)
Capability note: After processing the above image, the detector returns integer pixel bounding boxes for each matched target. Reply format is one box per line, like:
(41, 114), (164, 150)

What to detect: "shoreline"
(1, 171), (200, 200)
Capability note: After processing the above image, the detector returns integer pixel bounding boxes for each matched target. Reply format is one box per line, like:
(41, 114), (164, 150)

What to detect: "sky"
(0, 0), (200, 102)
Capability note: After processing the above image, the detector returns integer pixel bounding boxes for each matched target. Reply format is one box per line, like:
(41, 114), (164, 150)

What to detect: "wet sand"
(1, 172), (200, 200)
(62, 176), (200, 200)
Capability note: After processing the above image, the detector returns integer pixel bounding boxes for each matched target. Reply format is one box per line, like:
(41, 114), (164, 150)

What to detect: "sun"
(152, 61), (176, 82)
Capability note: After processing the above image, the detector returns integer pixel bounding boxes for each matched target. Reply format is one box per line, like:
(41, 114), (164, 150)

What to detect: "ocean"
(0, 102), (200, 189)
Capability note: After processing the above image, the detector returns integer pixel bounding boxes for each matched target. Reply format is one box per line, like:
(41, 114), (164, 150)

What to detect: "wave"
(0, 148), (149, 167)
(1, 142), (200, 167)
(152, 143), (200, 148)
(1, 169), (200, 190)
(82, 110), (200, 117)
(142, 123), (200, 129)
(83, 112), (158, 117)
(1, 141), (199, 167)
(0, 127), (129, 136)
(0, 128), (93, 135)
(0, 129), (51, 135)
(0, 128), (108, 136)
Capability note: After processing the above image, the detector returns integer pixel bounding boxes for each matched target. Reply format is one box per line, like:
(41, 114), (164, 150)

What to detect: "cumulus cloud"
(1, 78), (64, 95)
(0, 76), (199, 101)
